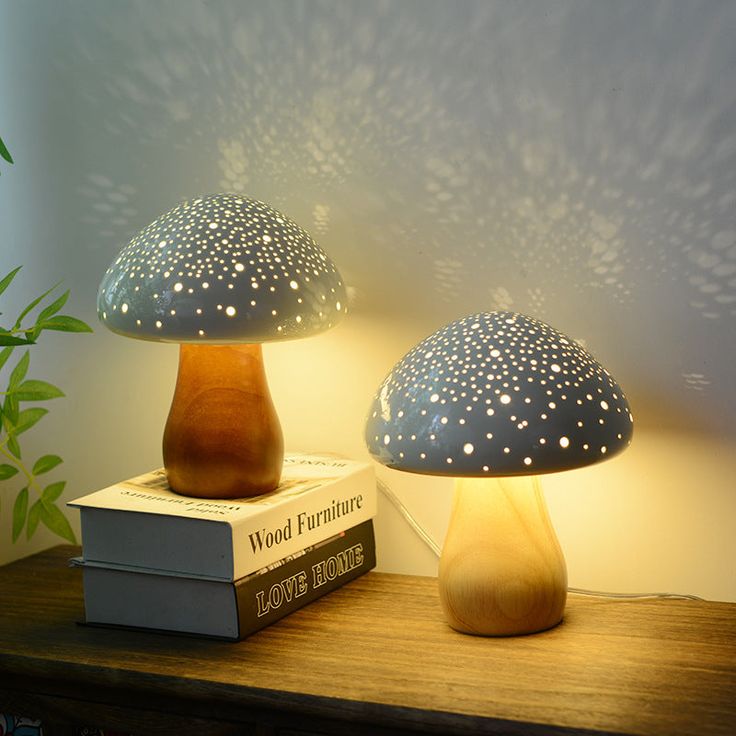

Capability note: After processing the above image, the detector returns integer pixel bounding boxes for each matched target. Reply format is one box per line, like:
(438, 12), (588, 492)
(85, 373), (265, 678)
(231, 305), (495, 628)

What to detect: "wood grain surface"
(1, 546), (735, 735)
(439, 476), (567, 635)
(163, 343), (284, 497)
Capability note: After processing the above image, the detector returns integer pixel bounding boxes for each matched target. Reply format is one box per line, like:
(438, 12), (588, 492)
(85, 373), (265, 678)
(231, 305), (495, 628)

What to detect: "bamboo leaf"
(14, 379), (65, 401)
(36, 289), (69, 324)
(0, 136), (12, 165)
(12, 487), (28, 542)
(3, 394), (19, 424)
(42, 480), (66, 503)
(8, 350), (30, 390)
(13, 282), (61, 329)
(0, 333), (34, 346)
(14, 407), (48, 435)
(36, 315), (94, 334)
(39, 502), (76, 544)
(0, 463), (19, 480)
(27, 499), (42, 539)
(33, 455), (63, 476)
(7, 434), (21, 459)
(0, 346), (14, 371)
(0, 267), (21, 297)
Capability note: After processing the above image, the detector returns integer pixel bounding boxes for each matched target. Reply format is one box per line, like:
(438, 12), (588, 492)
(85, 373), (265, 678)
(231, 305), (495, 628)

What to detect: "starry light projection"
(98, 193), (347, 343)
(366, 311), (633, 476)
(57, 1), (736, 431)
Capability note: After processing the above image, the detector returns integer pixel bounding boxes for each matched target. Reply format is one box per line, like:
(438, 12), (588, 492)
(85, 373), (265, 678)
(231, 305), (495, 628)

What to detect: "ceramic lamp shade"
(97, 193), (346, 343)
(365, 311), (633, 477)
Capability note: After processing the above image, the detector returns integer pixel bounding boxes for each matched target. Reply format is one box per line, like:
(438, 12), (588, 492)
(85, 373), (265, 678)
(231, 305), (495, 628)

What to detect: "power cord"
(376, 478), (705, 602)
(567, 587), (703, 601)
(377, 478), (442, 557)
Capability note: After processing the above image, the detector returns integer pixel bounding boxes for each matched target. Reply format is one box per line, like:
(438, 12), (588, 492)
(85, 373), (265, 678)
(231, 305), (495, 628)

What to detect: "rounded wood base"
(438, 476), (567, 636)
(163, 344), (284, 498)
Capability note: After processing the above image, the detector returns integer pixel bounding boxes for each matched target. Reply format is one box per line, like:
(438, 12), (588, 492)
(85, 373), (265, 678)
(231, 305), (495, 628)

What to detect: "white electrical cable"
(567, 587), (704, 601)
(377, 479), (441, 557)
(376, 478), (705, 602)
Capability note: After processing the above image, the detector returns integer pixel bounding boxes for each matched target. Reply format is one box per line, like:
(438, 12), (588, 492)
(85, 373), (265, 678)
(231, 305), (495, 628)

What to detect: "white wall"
(1, 0), (734, 601)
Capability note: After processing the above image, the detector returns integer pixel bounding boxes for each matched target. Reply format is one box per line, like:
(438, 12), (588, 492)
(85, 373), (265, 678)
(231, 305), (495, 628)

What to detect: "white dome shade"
(98, 194), (347, 343)
(365, 312), (633, 477)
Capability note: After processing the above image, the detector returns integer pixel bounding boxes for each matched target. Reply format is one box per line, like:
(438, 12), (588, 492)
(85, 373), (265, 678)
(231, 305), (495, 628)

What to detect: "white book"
(68, 453), (376, 581)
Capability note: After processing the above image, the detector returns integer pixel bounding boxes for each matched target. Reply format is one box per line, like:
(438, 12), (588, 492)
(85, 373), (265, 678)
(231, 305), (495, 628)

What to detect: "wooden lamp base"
(163, 344), (284, 499)
(438, 476), (567, 636)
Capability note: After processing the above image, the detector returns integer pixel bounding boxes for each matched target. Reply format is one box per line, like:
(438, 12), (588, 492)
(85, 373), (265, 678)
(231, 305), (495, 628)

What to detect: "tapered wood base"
(439, 476), (567, 636)
(163, 344), (284, 498)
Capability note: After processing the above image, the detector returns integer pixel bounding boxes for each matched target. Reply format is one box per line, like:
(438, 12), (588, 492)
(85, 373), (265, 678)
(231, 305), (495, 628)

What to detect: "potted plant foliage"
(1, 135), (93, 544)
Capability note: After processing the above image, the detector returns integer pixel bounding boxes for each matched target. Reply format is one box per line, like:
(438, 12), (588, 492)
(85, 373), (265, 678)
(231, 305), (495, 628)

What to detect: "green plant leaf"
(0, 267), (21, 297)
(0, 463), (19, 480)
(7, 434), (21, 459)
(13, 379), (65, 401)
(39, 502), (76, 544)
(36, 289), (69, 325)
(33, 455), (63, 476)
(41, 480), (66, 503)
(3, 394), (19, 424)
(27, 499), (41, 539)
(0, 136), (12, 165)
(0, 333), (34, 346)
(0, 346), (14, 371)
(12, 487), (28, 542)
(13, 282), (60, 330)
(14, 407), (48, 435)
(8, 350), (30, 390)
(36, 315), (94, 334)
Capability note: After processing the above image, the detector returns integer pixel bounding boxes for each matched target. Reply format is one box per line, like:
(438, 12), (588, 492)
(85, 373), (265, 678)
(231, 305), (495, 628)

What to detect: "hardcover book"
(69, 454), (376, 580)
(73, 520), (376, 640)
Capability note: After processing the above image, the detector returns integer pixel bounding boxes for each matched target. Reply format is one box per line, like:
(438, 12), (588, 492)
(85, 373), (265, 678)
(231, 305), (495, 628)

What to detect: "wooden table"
(0, 546), (734, 735)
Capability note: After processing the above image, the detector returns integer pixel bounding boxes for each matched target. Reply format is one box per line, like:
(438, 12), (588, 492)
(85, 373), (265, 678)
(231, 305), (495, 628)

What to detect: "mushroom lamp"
(365, 312), (633, 636)
(98, 194), (347, 498)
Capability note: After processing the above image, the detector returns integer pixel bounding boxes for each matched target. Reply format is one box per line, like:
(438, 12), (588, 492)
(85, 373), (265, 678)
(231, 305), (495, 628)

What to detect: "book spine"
(235, 520), (376, 638)
(230, 465), (376, 579)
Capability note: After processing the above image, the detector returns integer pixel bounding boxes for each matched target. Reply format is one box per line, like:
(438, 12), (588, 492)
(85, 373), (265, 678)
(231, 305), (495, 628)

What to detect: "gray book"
(73, 520), (376, 641)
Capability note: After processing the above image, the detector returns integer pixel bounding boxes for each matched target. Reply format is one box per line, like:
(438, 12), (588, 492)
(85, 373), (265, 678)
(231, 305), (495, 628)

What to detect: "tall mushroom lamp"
(365, 312), (633, 636)
(98, 194), (346, 499)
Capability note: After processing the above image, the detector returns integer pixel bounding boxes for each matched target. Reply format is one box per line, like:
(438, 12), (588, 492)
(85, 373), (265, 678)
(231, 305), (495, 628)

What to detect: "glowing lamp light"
(365, 311), (633, 636)
(98, 193), (346, 498)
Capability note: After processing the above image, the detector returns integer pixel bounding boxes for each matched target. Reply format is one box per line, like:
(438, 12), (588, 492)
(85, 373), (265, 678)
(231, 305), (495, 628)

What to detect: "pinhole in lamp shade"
(98, 193), (347, 498)
(365, 311), (633, 636)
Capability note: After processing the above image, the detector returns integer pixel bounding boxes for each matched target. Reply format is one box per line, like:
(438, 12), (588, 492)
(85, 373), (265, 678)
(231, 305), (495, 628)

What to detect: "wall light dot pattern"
(97, 194), (346, 343)
(365, 312), (633, 476)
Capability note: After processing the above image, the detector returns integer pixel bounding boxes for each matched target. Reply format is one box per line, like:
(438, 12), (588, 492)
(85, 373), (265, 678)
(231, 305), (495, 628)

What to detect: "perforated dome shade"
(365, 312), (633, 477)
(98, 194), (347, 343)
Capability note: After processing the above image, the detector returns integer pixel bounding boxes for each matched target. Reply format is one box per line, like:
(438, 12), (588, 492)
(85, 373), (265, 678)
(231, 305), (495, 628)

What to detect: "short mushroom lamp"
(98, 193), (346, 498)
(365, 312), (633, 636)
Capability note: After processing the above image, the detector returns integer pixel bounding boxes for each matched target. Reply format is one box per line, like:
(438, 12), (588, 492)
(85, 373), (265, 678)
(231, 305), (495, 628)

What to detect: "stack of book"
(68, 454), (377, 640)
